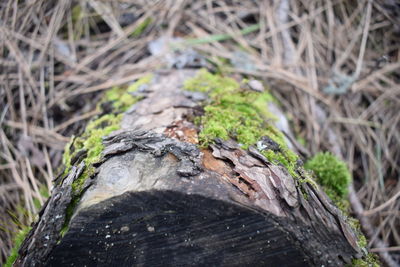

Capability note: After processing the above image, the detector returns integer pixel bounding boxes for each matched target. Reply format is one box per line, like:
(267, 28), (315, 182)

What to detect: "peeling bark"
(16, 69), (361, 267)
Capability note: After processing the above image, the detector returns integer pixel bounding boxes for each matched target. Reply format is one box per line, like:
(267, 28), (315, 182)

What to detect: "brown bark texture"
(15, 69), (361, 267)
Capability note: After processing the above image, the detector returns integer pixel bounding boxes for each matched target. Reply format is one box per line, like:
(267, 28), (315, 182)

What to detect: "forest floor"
(0, 0), (399, 265)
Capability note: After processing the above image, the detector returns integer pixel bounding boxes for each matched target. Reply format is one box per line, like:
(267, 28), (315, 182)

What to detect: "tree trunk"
(15, 69), (361, 267)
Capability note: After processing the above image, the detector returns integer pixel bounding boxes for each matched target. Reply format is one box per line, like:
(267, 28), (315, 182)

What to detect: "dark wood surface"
(46, 191), (309, 266)
(16, 69), (361, 267)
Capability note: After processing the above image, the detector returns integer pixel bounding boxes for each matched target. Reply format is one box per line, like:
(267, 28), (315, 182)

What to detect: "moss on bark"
(60, 75), (153, 236)
(184, 69), (299, 177)
(185, 69), (380, 266)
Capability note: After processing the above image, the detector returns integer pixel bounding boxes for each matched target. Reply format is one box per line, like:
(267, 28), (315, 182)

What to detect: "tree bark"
(15, 69), (361, 267)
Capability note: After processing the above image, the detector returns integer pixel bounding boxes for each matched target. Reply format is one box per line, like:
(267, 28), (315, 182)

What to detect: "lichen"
(184, 69), (299, 177)
(4, 226), (31, 267)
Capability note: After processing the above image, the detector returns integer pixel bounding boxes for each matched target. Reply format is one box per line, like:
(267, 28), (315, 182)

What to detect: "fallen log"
(15, 68), (364, 266)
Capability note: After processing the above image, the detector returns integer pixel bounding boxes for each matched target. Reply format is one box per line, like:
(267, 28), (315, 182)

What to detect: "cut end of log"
(46, 190), (310, 266)
(15, 69), (364, 267)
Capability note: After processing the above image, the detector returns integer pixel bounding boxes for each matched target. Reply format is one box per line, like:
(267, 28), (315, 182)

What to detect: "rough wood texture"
(16, 69), (360, 266)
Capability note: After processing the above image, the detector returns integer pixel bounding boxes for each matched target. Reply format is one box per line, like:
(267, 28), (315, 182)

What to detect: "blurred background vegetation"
(0, 0), (399, 265)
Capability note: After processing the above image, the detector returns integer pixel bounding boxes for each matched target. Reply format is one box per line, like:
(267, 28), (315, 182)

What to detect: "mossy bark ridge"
(15, 69), (362, 266)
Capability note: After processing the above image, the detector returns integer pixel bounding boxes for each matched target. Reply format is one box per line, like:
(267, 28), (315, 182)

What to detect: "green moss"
(184, 69), (299, 177)
(184, 70), (379, 266)
(60, 196), (81, 238)
(104, 74), (152, 112)
(60, 113), (123, 236)
(346, 218), (380, 267)
(127, 74), (152, 92)
(183, 68), (238, 96)
(351, 254), (380, 267)
(348, 218), (368, 248)
(63, 75), (153, 184)
(304, 152), (352, 213)
(4, 226), (31, 267)
(262, 149), (298, 178)
(304, 152), (351, 200)
(60, 75), (152, 236)
(71, 113), (122, 193)
(62, 137), (75, 173)
(104, 86), (125, 102)
(304, 153), (380, 266)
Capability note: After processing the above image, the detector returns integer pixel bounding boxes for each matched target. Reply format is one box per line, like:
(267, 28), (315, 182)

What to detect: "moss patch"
(304, 152), (351, 203)
(60, 113), (122, 236)
(63, 74), (153, 179)
(60, 75), (152, 236)
(184, 69), (299, 177)
(346, 217), (380, 267)
(72, 113), (122, 193)
(351, 256), (380, 267)
(104, 74), (152, 112)
(4, 226), (31, 267)
(304, 153), (380, 266)
(184, 68), (239, 96)
(185, 69), (379, 266)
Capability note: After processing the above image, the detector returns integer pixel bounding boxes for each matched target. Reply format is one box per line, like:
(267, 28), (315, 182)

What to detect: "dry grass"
(0, 0), (399, 265)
